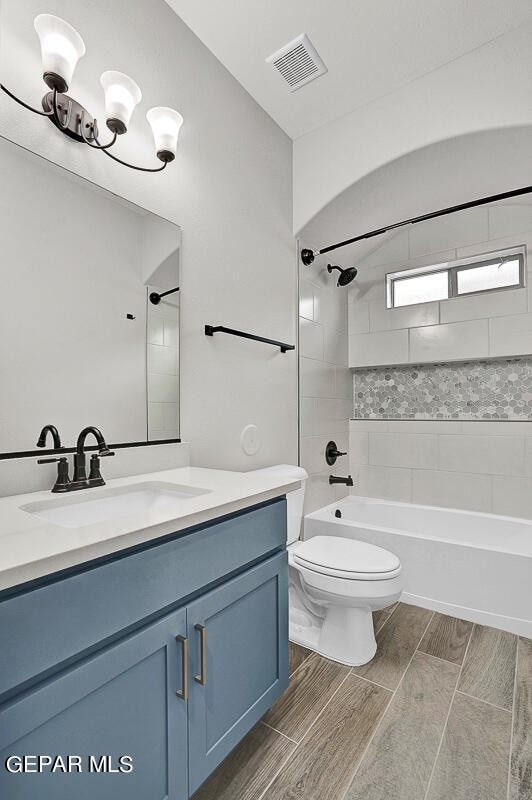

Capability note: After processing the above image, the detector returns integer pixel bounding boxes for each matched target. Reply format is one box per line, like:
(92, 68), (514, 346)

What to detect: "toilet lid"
(293, 536), (400, 579)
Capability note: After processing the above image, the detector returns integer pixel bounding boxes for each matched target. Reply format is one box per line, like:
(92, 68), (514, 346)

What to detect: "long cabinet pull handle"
(175, 635), (188, 700)
(194, 624), (207, 686)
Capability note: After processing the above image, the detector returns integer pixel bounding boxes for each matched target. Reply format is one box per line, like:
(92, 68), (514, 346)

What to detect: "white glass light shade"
(100, 71), (142, 134)
(34, 14), (86, 93)
(146, 107), (183, 161)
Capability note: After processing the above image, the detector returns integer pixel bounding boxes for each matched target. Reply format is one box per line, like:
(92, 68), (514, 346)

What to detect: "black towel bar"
(205, 325), (295, 353)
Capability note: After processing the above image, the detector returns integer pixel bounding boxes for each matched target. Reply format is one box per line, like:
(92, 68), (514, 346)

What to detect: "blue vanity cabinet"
(0, 607), (189, 800)
(187, 551), (288, 794)
(0, 499), (289, 799)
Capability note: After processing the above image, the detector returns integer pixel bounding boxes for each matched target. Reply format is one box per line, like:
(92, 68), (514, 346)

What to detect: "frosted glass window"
(392, 271), (449, 307)
(456, 258), (521, 295)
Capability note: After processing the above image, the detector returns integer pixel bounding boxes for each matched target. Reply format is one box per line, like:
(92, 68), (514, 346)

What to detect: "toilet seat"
(292, 536), (401, 581)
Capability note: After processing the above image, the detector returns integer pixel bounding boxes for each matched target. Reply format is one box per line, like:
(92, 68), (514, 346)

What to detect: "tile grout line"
(254, 735), (302, 800)
(392, 610), (435, 691)
(337, 676), (396, 800)
(259, 720), (298, 744)
(347, 670), (395, 693)
(288, 649), (313, 680)
(422, 622), (475, 800)
(455, 688), (512, 714)
(374, 603), (399, 635)
(292, 667), (353, 742)
(256, 669), (353, 800)
(340, 610), (435, 800)
(506, 636), (518, 800)
(417, 648), (464, 667)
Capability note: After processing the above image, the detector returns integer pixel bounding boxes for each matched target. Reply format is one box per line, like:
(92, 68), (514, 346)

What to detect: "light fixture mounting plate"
(42, 92), (98, 143)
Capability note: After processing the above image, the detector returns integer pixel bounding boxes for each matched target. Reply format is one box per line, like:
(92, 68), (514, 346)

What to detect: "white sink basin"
(20, 481), (211, 529)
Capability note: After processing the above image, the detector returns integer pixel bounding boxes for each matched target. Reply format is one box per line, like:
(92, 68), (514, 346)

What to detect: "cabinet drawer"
(0, 498), (286, 699)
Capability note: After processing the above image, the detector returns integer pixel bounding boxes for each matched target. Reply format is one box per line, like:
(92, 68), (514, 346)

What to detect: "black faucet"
(329, 475), (354, 486)
(37, 426), (115, 493)
(72, 427), (114, 488)
(36, 424), (63, 450)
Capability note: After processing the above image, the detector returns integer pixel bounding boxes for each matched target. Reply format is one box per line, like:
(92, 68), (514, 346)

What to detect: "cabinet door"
(187, 551), (288, 794)
(0, 608), (188, 800)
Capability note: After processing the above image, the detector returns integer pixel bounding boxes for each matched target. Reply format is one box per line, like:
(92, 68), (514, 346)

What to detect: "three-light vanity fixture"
(0, 14), (183, 172)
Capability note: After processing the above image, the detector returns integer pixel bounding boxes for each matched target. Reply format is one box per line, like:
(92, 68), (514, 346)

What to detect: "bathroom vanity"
(0, 467), (298, 799)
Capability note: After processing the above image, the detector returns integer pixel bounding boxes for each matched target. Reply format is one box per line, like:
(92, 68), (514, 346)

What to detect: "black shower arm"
(149, 286), (180, 305)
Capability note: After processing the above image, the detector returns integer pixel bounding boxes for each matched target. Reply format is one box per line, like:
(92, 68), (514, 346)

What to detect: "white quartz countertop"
(0, 467), (299, 592)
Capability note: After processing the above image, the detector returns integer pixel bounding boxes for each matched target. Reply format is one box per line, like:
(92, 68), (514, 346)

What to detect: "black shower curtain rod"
(300, 184), (532, 265)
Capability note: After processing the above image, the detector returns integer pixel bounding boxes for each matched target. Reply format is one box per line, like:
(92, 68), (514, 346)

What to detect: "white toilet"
(254, 465), (403, 666)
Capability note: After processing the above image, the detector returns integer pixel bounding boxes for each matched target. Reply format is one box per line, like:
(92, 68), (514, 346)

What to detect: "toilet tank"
(249, 465), (308, 545)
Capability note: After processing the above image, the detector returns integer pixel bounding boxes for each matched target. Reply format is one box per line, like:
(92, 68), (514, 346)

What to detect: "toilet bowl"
(251, 465), (403, 666)
(289, 536), (402, 665)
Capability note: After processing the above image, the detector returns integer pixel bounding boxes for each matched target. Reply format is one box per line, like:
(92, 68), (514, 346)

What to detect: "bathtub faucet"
(329, 475), (353, 486)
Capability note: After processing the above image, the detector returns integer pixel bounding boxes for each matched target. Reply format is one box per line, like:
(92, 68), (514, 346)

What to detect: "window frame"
(386, 246), (526, 309)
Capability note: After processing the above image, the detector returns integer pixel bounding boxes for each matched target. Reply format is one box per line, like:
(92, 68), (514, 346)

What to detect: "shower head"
(327, 264), (358, 287)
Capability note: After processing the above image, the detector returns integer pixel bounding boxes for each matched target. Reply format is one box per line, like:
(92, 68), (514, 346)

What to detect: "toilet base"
(289, 603), (378, 667)
(288, 558), (402, 667)
(318, 604), (377, 666)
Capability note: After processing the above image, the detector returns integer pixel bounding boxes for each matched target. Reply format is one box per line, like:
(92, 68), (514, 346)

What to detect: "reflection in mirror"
(0, 135), (180, 454)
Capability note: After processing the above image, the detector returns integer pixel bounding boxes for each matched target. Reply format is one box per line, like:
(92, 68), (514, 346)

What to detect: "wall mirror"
(0, 135), (181, 456)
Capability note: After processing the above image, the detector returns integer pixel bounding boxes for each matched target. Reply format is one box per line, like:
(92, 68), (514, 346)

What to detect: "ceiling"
(165, 0), (532, 140)
(300, 126), (532, 260)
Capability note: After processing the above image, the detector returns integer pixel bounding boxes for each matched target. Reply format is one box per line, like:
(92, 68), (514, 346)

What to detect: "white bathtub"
(304, 496), (532, 637)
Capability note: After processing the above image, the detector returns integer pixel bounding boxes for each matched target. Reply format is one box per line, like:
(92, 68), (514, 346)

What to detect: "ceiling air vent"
(266, 33), (327, 92)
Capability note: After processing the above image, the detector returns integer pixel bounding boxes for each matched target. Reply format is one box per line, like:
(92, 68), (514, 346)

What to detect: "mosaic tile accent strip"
(353, 358), (532, 420)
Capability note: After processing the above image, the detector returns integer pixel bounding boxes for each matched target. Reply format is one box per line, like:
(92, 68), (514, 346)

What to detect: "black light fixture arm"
(97, 136), (169, 172)
(79, 114), (117, 150)
(2, 84), (173, 172)
(301, 184), (532, 264)
(0, 82), (55, 117)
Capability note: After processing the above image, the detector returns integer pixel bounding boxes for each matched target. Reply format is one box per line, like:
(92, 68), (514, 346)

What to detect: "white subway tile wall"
(348, 205), (532, 368)
(299, 207), (532, 518)
(349, 328), (409, 367)
(348, 419), (532, 518)
(299, 251), (351, 514)
(147, 292), (180, 440)
(409, 319), (490, 362)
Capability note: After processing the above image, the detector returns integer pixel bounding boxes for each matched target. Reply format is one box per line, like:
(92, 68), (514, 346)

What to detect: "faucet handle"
(99, 449), (115, 457)
(38, 456), (71, 493)
(325, 440), (347, 466)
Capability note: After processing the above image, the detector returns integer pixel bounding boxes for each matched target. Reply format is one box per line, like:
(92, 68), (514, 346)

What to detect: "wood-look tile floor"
(192, 603), (531, 800)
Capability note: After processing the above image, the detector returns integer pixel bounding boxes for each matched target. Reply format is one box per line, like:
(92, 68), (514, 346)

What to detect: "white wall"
(0, 0), (298, 473)
(348, 203), (532, 366)
(293, 23), (532, 233)
(299, 250), (351, 513)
